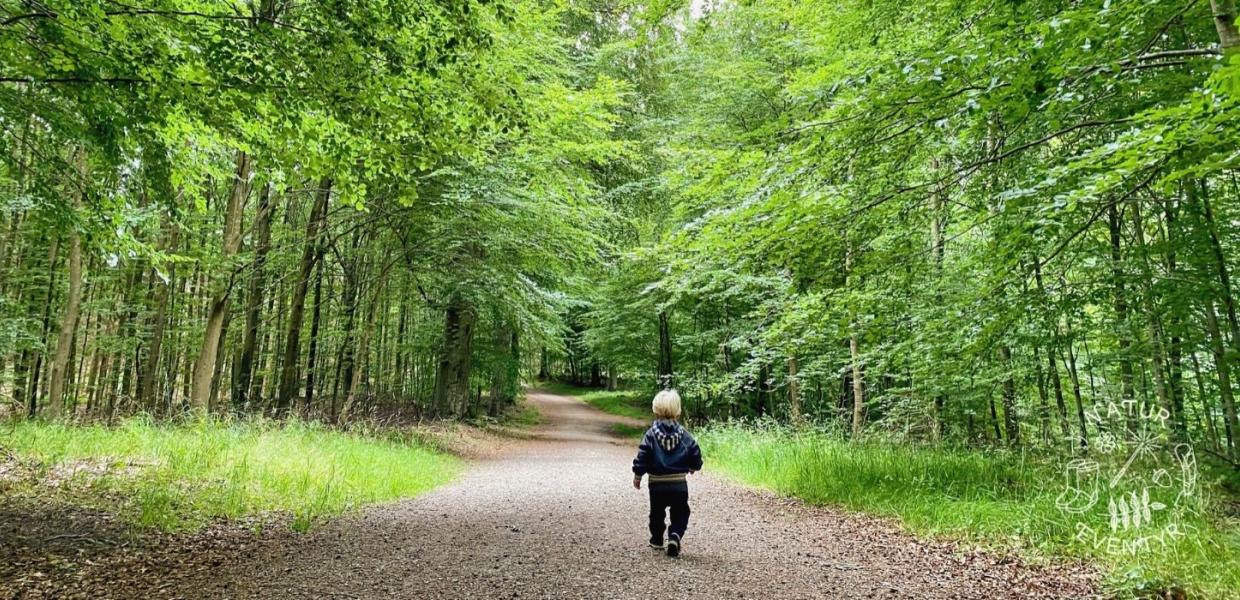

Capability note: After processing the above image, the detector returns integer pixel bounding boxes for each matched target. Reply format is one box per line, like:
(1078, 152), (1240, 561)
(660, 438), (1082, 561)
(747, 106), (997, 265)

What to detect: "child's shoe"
(649, 537), (664, 549)
(665, 533), (681, 557)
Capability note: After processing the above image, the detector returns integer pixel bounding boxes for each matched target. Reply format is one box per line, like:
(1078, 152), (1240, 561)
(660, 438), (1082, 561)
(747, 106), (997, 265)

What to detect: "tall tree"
(233, 184), (275, 410)
(189, 152), (252, 414)
(275, 178), (330, 413)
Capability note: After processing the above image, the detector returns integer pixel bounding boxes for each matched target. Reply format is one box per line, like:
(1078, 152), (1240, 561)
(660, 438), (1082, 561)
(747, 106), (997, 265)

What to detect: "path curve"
(65, 389), (1101, 599)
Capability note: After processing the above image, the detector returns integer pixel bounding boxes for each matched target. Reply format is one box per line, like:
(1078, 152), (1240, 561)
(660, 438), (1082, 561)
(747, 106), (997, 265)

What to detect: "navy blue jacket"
(632, 420), (704, 477)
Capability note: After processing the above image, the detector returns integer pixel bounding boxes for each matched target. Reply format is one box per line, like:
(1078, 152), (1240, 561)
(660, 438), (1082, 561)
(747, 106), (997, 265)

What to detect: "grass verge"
(498, 400), (541, 428)
(540, 381), (651, 421)
(610, 423), (647, 439)
(1, 417), (461, 532)
(698, 423), (1239, 598)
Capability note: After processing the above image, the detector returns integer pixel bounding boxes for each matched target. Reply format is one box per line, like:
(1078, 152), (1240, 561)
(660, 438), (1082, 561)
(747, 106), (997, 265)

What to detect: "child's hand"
(633, 476), (641, 490)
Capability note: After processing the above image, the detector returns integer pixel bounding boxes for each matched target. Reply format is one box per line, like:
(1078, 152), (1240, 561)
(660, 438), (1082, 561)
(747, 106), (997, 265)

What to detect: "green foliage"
(565, 0), (1240, 462)
(2, 417), (460, 532)
(0, 0), (634, 421)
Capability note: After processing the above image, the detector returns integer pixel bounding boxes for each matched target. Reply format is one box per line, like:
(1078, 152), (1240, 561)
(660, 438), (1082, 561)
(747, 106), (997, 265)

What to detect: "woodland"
(3, 0), (1240, 449)
(1, 0), (1240, 596)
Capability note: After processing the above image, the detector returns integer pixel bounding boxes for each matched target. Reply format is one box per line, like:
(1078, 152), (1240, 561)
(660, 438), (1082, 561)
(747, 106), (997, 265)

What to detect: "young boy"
(632, 389), (703, 557)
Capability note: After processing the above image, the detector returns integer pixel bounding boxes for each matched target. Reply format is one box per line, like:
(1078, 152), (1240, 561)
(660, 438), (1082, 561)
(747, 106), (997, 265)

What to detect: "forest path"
(154, 389), (1095, 599)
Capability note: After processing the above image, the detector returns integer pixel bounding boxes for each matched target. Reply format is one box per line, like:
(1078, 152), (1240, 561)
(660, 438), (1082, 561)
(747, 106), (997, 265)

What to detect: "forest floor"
(2, 389), (1100, 599)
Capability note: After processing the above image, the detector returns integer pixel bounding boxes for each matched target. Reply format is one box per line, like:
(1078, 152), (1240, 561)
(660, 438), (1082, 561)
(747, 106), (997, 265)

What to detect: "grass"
(1, 417), (461, 532)
(610, 423), (647, 439)
(540, 381), (651, 421)
(698, 423), (1240, 599)
(498, 400), (541, 428)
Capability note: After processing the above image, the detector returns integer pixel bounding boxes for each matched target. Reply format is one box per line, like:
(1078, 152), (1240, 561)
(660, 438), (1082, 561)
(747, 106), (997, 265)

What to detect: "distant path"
(43, 389), (1098, 599)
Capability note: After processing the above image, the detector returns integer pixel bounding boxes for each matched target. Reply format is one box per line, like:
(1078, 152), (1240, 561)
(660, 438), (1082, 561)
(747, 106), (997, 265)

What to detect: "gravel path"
(13, 389), (1100, 599)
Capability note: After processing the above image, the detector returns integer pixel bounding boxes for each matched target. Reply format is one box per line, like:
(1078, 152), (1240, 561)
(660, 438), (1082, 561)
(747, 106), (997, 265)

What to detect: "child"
(632, 389), (703, 557)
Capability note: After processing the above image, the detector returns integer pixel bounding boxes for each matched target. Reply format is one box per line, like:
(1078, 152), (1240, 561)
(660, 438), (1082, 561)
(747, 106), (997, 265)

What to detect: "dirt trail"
(14, 389), (1099, 599)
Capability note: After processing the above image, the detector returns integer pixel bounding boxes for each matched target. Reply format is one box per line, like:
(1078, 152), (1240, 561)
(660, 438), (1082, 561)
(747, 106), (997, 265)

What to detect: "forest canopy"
(0, 0), (1239, 462)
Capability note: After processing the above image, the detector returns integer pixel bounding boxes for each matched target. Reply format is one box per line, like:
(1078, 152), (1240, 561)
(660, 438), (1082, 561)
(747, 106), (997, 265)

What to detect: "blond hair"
(652, 389), (682, 420)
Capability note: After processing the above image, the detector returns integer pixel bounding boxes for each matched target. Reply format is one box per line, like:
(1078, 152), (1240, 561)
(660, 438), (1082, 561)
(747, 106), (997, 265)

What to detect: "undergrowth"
(610, 423), (647, 438)
(1, 417), (460, 532)
(698, 423), (1239, 598)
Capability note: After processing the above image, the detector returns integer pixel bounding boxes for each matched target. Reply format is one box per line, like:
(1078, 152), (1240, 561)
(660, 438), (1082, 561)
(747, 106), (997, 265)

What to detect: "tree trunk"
(84, 316), (104, 416)
(1033, 344), (1052, 444)
(303, 256), (325, 412)
(489, 320), (517, 416)
(1108, 206), (1137, 431)
(1197, 180), (1240, 359)
(91, 347), (110, 419)
(788, 355), (802, 425)
(276, 178), (331, 413)
(341, 277), (384, 423)
(845, 244), (864, 438)
(433, 297), (476, 418)
(73, 287), (96, 415)
(1128, 198), (1176, 436)
(395, 297), (408, 398)
(756, 362), (770, 417)
(66, 270), (90, 416)
(986, 389), (1002, 443)
(331, 248), (362, 421)
(327, 234), (362, 421)
(1046, 343), (1070, 440)
(510, 332), (520, 400)
(1, 218), (24, 402)
(190, 151), (252, 414)
(1031, 258), (1071, 446)
(1211, 0), (1240, 54)
(209, 310), (232, 411)
(116, 264), (144, 407)
(233, 183), (274, 411)
(998, 345), (1020, 446)
(1063, 322), (1090, 449)
(930, 176), (948, 439)
(137, 224), (178, 412)
(849, 334), (864, 438)
(46, 154), (86, 419)
(1162, 196), (1187, 440)
(26, 235), (60, 415)
(657, 310), (674, 388)
(1191, 353), (1222, 451)
(1206, 301), (1239, 458)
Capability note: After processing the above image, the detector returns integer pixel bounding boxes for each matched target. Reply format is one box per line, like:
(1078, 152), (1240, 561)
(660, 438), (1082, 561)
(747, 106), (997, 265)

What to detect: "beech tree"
(4, 0), (1240, 465)
(559, 0), (1240, 458)
(0, 0), (626, 421)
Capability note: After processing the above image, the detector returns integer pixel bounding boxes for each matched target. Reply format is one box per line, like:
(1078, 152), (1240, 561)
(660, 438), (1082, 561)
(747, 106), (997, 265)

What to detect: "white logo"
(1054, 400), (1200, 556)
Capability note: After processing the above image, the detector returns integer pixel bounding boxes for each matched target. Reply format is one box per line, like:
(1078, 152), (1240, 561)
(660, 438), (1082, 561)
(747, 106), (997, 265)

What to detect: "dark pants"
(648, 482), (691, 542)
